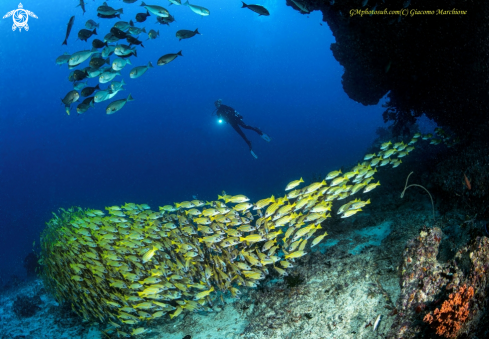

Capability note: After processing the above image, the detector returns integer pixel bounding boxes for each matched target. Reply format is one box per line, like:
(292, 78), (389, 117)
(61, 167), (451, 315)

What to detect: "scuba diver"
(214, 99), (271, 159)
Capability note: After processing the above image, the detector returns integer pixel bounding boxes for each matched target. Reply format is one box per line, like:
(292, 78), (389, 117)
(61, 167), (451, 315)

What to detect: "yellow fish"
(325, 169), (342, 180)
(285, 177), (304, 191)
(142, 246), (158, 263)
(284, 250), (307, 259)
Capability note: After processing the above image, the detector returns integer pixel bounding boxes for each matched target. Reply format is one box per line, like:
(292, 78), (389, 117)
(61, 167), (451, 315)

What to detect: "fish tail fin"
(118, 8), (124, 14)
(105, 57), (110, 65)
(147, 10), (150, 16)
(121, 79), (126, 86)
(184, 1), (189, 6)
(93, 28), (97, 35)
(177, 50), (183, 56)
(195, 28), (200, 34)
(141, 43), (145, 48)
(241, 1), (248, 8)
(130, 20), (134, 26)
(141, 1), (146, 5)
(95, 84), (100, 90)
(116, 14), (120, 19)
(62, 39), (67, 45)
(142, 28), (147, 33)
(127, 94), (134, 102)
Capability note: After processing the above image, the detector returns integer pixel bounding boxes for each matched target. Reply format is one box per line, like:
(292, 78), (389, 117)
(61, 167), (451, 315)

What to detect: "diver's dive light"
(218, 119), (223, 123)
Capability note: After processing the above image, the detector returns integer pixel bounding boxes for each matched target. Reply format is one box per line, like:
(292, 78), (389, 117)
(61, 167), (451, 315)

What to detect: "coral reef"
(388, 226), (489, 338)
(423, 284), (474, 338)
(286, 0), (489, 137)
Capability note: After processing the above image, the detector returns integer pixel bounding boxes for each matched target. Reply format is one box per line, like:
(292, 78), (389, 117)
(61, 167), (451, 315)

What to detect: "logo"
(3, 3), (38, 32)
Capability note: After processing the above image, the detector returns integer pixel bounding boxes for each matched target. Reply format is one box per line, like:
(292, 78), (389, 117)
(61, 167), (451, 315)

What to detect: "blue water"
(0, 0), (384, 279)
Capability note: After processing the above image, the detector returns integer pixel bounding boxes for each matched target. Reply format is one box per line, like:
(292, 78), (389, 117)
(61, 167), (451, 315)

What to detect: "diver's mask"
(214, 99), (222, 108)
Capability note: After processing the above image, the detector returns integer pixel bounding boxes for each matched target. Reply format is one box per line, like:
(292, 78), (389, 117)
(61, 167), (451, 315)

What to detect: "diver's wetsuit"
(216, 104), (263, 150)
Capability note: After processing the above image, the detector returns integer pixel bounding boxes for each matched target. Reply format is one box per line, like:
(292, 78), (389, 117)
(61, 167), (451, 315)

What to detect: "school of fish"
(38, 128), (455, 337)
(56, 1), (271, 116)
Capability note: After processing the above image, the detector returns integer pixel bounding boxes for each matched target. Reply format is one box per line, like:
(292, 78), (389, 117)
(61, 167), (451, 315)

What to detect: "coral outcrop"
(286, 0), (489, 137)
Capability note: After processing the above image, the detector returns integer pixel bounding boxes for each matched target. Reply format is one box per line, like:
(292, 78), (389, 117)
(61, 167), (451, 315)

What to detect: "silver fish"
(106, 94), (134, 114)
(129, 62), (153, 79)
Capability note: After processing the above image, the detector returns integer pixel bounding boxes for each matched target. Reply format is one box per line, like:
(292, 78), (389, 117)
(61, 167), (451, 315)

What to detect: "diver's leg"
(238, 120), (263, 135)
(239, 121), (271, 142)
(231, 123), (252, 150)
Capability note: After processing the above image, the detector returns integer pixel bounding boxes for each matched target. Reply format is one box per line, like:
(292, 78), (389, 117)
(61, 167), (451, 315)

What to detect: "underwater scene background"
(1, 0), (489, 339)
(0, 0), (383, 279)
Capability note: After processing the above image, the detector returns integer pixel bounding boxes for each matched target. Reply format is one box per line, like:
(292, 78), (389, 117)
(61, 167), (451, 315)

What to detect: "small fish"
(148, 29), (159, 40)
(184, 1), (210, 16)
(102, 45), (116, 58)
(56, 52), (71, 65)
(241, 2), (270, 16)
(62, 16), (75, 45)
(127, 24), (147, 36)
(142, 246), (158, 263)
(89, 56), (110, 69)
(325, 169), (342, 180)
(123, 0), (138, 3)
(129, 62), (153, 79)
(76, 99), (94, 114)
(73, 81), (87, 90)
(77, 0), (86, 15)
(92, 39), (108, 49)
(106, 94), (134, 114)
(62, 90), (80, 107)
(126, 35), (144, 47)
(110, 27), (128, 39)
(363, 181), (380, 193)
(94, 89), (113, 103)
(98, 13), (121, 19)
(131, 328), (148, 336)
(103, 33), (119, 44)
(114, 21), (131, 31)
(99, 70), (121, 83)
(285, 177), (304, 191)
(70, 69), (88, 82)
(69, 48), (98, 66)
(136, 11), (151, 23)
(176, 28), (200, 40)
(157, 51), (182, 65)
(85, 19), (99, 29)
(464, 174), (471, 190)
(169, 0), (182, 4)
(97, 2), (123, 16)
(140, 2), (169, 18)
(112, 58), (132, 71)
(114, 44), (137, 57)
(81, 84), (100, 97)
(156, 15), (176, 25)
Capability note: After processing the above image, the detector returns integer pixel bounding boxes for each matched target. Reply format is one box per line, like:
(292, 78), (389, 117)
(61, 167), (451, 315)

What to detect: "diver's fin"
(261, 134), (271, 142)
(250, 150), (258, 159)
